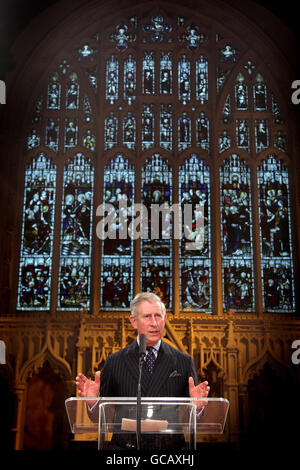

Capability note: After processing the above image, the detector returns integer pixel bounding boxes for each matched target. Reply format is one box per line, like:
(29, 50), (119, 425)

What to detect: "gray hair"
(130, 292), (166, 318)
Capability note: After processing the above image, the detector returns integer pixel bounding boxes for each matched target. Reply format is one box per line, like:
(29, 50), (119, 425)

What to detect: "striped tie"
(145, 347), (156, 374)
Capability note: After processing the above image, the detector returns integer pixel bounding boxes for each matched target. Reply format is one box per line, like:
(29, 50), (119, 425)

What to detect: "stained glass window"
(255, 119), (269, 153)
(142, 105), (154, 150)
(274, 131), (287, 153)
(57, 153), (94, 310)
(196, 112), (209, 151)
(220, 154), (254, 312)
(272, 94), (284, 124)
(83, 95), (93, 123)
(64, 118), (78, 150)
(100, 154), (135, 310)
(179, 23), (207, 50)
(141, 154), (172, 309)
(45, 118), (59, 152)
(179, 155), (211, 311)
(17, 10), (297, 316)
(235, 73), (248, 110)
(253, 73), (267, 110)
(160, 52), (172, 94)
(178, 112), (191, 151)
(33, 95), (43, 123)
(110, 23), (136, 51)
(106, 55), (119, 104)
(257, 155), (295, 312)
(178, 55), (191, 104)
(77, 43), (97, 62)
(123, 112), (136, 150)
(66, 72), (80, 109)
(17, 153), (56, 310)
(219, 130), (231, 153)
(142, 52), (155, 94)
(104, 112), (118, 150)
(236, 119), (250, 152)
(196, 56), (208, 103)
(124, 55), (136, 105)
(219, 44), (239, 62)
(47, 73), (61, 109)
(160, 104), (172, 150)
(27, 129), (41, 150)
(143, 15), (172, 42)
(83, 130), (96, 151)
(222, 95), (231, 123)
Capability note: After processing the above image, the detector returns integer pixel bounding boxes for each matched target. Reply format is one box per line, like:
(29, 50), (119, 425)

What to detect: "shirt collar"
(137, 337), (161, 352)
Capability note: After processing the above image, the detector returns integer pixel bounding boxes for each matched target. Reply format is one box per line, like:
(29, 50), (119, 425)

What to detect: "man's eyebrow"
(142, 311), (162, 315)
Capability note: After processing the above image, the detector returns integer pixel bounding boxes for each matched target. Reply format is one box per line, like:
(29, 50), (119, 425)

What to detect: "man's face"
(130, 300), (166, 347)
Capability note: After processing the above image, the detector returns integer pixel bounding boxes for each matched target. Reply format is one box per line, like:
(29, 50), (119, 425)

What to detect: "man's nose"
(149, 315), (158, 326)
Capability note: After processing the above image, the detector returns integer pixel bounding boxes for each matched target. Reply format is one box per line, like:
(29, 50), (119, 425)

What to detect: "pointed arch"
(7, 0), (296, 316)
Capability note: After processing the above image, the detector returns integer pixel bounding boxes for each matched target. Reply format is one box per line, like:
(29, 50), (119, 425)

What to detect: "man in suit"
(76, 292), (210, 449)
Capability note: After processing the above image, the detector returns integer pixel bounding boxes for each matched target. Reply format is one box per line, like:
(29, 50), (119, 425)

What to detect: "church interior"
(0, 0), (299, 454)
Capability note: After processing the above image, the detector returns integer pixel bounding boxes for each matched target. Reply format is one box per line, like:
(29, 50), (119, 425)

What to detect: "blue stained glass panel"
(142, 52), (155, 94)
(257, 155), (295, 312)
(255, 119), (269, 153)
(160, 52), (172, 94)
(64, 118), (78, 150)
(196, 56), (208, 103)
(17, 153), (56, 310)
(83, 130), (96, 151)
(110, 23), (136, 51)
(236, 119), (250, 152)
(106, 55), (119, 104)
(123, 112), (136, 150)
(196, 113), (209, 151)
(223, 259), (253, 312)
(253, 73), (267, 110)
(219, 44), (239, 62)
(124, 55), (136, 105)
(100, 154), (135, 310)
(220, 154), (254, 312)
(141, 154), (172, 309)
(218, 130), (231, 153)
(104, 112), (118, 150)
(66, 72), (80, 109)
(101, 258), (133, 309)
(27, 129), (41, 150)
(178, 113), (191, 152)
(179, 155), (211, 312)
(47, 73), (61, 109)
(160, 104), (172, 150)
(222, 94), (231, 123)
(142, 105), (154, 150)
(45, 118), (59, 152)
(58, 153), (94, 310)
(235, 73), (248, 110)
(178, 55), (191, 104)
(143, 15), (172, 42)
(274, 131), (287, 153)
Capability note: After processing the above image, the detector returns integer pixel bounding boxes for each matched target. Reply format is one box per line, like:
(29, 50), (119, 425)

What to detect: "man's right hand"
(75, 371), (100, 398)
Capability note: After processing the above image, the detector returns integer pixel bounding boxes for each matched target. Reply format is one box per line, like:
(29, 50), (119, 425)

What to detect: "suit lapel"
(124, 341), (140, 391)
(145, 341), (175, 396)
(123, 340), (177, 397)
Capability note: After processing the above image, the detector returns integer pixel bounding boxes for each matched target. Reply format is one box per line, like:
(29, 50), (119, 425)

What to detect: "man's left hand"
(188, 377), (210, 409)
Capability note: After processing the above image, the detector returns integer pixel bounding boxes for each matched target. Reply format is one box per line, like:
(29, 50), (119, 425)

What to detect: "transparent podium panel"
(65, 397), (229, 450)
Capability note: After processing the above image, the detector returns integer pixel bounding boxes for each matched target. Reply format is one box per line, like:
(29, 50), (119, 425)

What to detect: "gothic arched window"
(17, 8), (296, 314)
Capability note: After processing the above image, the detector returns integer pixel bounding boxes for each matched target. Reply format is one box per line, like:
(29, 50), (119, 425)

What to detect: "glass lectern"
(65, 397), (229, 450)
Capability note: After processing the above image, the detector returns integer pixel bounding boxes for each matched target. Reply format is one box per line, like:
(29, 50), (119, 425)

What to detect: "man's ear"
(129, 315), (137, 329)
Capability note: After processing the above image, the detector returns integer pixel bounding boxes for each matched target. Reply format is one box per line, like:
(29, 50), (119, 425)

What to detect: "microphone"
(137, 334), (146, 449)
(139, 334), (146, 358)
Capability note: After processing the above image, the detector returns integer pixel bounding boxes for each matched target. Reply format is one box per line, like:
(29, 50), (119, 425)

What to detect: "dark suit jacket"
(100, 339), (198, 398)
(97, 340), (198, 450)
